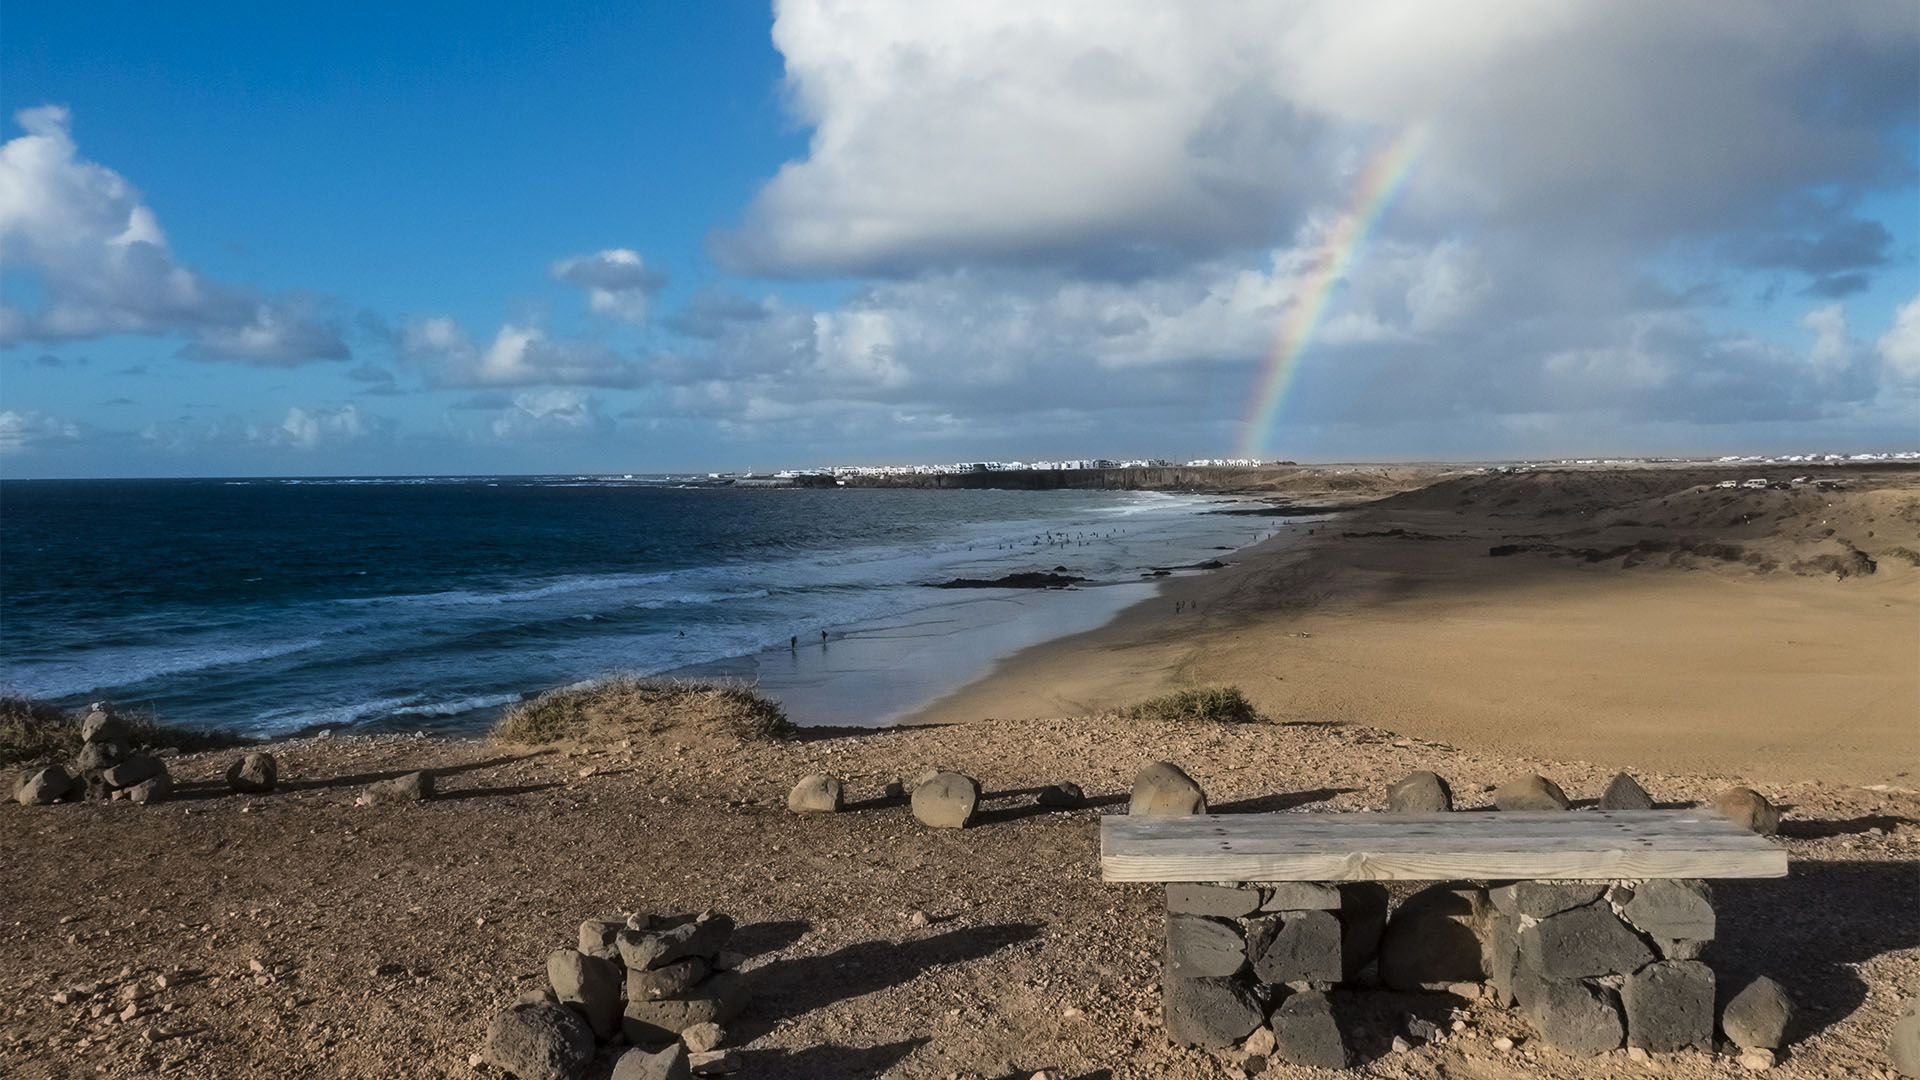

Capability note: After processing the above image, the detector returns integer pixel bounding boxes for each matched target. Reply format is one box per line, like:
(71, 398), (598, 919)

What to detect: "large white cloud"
(0, 106), (348, 364)
(550, 248), (667, 323)
(719, 1), (1914, 279)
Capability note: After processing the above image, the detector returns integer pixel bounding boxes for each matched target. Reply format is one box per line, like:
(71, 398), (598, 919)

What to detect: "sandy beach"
(3, 463), (1917, 1080)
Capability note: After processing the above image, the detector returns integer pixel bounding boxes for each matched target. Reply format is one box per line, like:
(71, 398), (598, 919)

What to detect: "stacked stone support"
(1159, 876), (1734, 1067)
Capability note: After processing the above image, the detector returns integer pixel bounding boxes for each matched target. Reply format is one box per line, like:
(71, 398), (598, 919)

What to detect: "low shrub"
(493, 677), (790, 746)
(1118, 685), (1259, 725)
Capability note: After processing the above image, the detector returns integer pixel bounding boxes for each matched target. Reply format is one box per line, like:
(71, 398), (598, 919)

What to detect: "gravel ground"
(4, 711), (1915, 1080)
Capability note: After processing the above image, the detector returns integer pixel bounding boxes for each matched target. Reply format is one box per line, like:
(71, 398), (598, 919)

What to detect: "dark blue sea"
(0, 478), (1279, 734)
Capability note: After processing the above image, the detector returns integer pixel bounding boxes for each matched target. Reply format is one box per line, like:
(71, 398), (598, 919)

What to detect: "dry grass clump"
(1118, 685), (1259, 725)
(492, 677), (790, 746)
(0, 696), (246, 767)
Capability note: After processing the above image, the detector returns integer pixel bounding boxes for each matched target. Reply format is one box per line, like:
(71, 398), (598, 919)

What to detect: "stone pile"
(483, 910), (748, 1080)
(1381, 768), (1785, 836)
(787, 767), (1085, 829)
(13, 704), (174, 805)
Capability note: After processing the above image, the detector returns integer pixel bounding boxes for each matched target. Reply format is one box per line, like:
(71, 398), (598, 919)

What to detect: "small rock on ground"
(1712, 786), (1781, 835)
(1129, 761), (1206, 817)
(1600, 771), (1655, 810)
(786, 773), (844, 814)
(1493, 774), (1570, 811)
(1385, 770), (1452, 812)
(910, 771), (979, 828)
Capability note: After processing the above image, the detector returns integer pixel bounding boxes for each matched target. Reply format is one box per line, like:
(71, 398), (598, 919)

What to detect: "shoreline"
(905, 464), (1920, 787)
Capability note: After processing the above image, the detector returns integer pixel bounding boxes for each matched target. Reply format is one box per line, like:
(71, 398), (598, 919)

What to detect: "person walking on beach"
(790, 635), (797, 650)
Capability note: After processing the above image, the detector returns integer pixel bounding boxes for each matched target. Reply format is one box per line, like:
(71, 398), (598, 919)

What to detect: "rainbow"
(1236, 127), (1428, 460)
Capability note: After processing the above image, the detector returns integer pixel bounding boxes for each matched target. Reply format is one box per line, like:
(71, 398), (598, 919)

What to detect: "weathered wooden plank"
(1100, 811), (1787, 882)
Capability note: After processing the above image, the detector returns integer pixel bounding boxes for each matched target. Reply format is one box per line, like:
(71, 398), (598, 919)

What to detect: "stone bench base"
(1159, 878), (1740, 1067)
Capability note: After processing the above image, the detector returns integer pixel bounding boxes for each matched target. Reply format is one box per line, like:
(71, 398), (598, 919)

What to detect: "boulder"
(1514, 972), (1625, 1056)
(1891, 996), (1920, 1078)
(1335, 883), (1391, 982)
(579, 918), (625, 962)
(1712, 787), (1781, 836)
(226, 752), (278, 793)
(621, 974), (750, 1046)
(1490, 881), (1606, 919)
(1034, 782), (1085, 808)
(1166, 884), (1262, 918)
(1620, 879), (1715, 943)
(628, 957), (710, 1001)
(74, 740), (126, 772)
(620, 913), (734, 971)
(73, 768), (113, 802)
(1260, 882), (1341, 912)
(1165, 915), (1247, 978)
(102, 755), (165, 790)
(612, 1045), (691, 1080)
(680, 1022), (724, 1053)
(1518, 903), (1654, 980)
(1600, 772), (1655, 810)
(1269, 990), (1348, 1069)
(1720, 975), (1794, 1051)
(1493, 774), (1571, 811)
(126, 773), (171, 804)
(1623, 959), (1715, 1052)
(357, 771), (433, 805)
(786, 773), (843, 814)
(910, 771), (979, 829)
(1161, 973), (1263, 1048)
(1249, 910), (1342, 986)
(1378, 885), (1487, 990)
(484, 1001), (596, 1080)
(547, 949), (623, 1039)
(1385, 770), (1452, 813)
(15, 765), (72, 805)
(1129, 762), (1206, 817)
(79, 709), (126, 745)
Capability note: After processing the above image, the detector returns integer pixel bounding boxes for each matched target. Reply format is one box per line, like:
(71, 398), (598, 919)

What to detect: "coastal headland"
(2, 462), (1915, 1079)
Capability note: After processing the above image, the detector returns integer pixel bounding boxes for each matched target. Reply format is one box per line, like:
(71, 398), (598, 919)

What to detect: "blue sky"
(2, 1), (1916, 477)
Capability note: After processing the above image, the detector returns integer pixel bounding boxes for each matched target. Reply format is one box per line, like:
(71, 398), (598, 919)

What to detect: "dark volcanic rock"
(1166, 915), (1247, 978)
(102, 755), (165, 790)
(357, 770), (433, 804)
(1600, 771), (1655, 810)
(1385, 770), (1453, 812)
(1250, 910), (1342, 986)
(1161, 974), (1263, 1048)
(1519, 903), (1654, 980)
(1619, 879), (1715, 943)
(1515, 972), (1625, 1056)
(935, 572), (1086, 589)
(1260, 882), (1340, 912)
(611, 1045), (691, 1080)
(1269, 990), (1348, 1069)
(1034, 781), (1085, 808)
(621, 973), (750, 1046)
(1623, 960), (1715, 1052)
(1490, 881), (1607, 919)
(1166, 884), (1262, 918)
(226, 752), (278, 793)
(485, 1001), (595, 1080)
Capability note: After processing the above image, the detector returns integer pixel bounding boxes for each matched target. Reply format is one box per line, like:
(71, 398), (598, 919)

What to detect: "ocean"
(0, 477), (1283, 735)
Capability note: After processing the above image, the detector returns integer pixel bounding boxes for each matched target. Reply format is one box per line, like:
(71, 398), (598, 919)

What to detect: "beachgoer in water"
(790, 635), (797, 650)
(821, 630), (828, 642)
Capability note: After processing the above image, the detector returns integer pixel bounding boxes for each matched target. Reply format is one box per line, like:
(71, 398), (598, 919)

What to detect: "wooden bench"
(1102, 809), (1787, 1064)
(1101, 809), (1787, 882)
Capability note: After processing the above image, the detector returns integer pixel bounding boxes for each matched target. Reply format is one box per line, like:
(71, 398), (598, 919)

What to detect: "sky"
(1, 1), (1916, 478)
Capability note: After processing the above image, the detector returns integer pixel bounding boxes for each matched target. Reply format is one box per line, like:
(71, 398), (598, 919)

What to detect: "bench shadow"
(1331, 986), (1469, 1066)
(1209, 788), (1358, 814)
(437, 782), (565, 801)
(1778, 815), (1918, 839)
(731, 919), (812, 961)
(282, 751), (556, 793)
(735, 1037), (928, 1079)
(1711, 859), (1919, 1043)
(731, 923), (1044, 1044)
(971, 792), (1128, 827)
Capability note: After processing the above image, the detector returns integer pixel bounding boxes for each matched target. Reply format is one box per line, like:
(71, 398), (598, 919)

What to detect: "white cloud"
(0, 409), (80, 451)
(488, 389), (604, 441)
(1801, 304), (1854, 378)
(0, 106), (347, 364)
(1879, 293), (1920, 381)
(551, 248), (667, 322)
(275, 404), (383, 450)
(398, 316), (644, 388)
(721, 1), (1915, 277)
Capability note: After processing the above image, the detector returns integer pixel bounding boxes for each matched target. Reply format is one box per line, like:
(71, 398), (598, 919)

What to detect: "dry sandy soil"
(3, 464), (1916, 1080)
